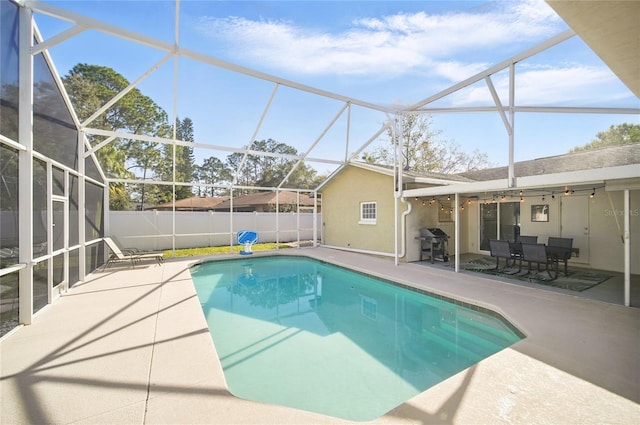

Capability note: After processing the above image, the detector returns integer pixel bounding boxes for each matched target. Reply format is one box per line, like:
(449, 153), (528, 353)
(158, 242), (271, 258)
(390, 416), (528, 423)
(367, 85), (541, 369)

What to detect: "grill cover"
(421, 228), (448, 239)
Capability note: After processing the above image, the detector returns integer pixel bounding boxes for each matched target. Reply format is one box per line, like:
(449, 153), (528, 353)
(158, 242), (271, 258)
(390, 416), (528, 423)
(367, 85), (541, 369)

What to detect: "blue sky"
(36, 0), (639, 177)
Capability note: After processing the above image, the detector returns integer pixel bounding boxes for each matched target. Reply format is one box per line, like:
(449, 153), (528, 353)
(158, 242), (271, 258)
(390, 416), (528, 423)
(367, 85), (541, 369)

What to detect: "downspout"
(394, 194), (399, 265)
(399, 197), (412, 260)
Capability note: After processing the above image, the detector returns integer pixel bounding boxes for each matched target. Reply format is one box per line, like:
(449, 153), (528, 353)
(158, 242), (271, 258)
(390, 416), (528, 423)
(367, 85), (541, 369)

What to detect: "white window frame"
(359, 201), (377, 225)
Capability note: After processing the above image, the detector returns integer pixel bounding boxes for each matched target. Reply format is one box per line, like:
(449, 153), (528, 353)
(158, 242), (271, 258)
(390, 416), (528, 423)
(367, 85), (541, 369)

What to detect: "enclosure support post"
(455, 193), (460, 273)
(18, 5), (34, 325)
(276, 190), (280, 248)
(78, 132), (86, 281)
(508, 63), (515, 187)
(313, 191), (318, 247)
(624, 189), (630, 307)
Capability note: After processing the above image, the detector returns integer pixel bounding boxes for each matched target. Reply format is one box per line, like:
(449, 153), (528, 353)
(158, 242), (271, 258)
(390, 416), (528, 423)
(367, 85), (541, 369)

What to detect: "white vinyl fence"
(108, 210), (321, 251)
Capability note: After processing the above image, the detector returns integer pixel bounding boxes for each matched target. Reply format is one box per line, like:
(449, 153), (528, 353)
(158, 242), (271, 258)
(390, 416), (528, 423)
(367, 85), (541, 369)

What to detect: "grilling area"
(417, 228), (450, 263)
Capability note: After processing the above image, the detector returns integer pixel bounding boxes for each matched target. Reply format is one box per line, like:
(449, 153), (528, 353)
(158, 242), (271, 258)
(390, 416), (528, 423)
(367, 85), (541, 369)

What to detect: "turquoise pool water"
(190, 256), (523, 421)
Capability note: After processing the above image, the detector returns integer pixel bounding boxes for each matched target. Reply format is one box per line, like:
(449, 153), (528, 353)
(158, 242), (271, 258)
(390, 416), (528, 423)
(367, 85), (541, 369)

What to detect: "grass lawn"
(163, 242), (291, 258)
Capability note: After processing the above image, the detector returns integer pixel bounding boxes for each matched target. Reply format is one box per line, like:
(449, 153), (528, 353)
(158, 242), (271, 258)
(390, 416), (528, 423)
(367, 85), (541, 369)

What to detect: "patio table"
(546, 245), (579, 275)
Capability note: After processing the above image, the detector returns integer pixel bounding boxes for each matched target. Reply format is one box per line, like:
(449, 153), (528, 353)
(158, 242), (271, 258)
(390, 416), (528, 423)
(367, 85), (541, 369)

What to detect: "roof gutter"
(403, 164), (640, 198)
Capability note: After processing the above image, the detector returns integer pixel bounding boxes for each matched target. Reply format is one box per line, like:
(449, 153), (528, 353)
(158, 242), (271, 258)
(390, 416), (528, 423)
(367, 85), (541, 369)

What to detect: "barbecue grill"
(419, 228), (449, 263)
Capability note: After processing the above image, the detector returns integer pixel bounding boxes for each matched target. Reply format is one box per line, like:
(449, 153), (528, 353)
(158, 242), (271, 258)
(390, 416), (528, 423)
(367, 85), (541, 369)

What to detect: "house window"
(360, 201), (377, 224)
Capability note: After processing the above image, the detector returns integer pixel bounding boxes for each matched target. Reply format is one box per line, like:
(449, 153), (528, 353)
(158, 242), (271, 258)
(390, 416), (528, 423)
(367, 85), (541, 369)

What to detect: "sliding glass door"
(499, 202), (520, 242)
(480, 202), (520, 251)
(480, 204), (497, 251)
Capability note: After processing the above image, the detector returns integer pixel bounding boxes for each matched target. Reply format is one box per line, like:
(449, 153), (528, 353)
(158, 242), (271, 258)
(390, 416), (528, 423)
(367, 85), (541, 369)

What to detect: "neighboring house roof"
(146, 196), (228, 211)
(402, 167), (475, 183)
(212, 191), (316, 210)
(459, 144), (640, 182)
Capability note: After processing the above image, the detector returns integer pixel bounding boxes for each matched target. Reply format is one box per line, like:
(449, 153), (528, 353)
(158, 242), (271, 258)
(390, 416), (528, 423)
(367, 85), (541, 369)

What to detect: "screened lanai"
(1, 0), (639, 338)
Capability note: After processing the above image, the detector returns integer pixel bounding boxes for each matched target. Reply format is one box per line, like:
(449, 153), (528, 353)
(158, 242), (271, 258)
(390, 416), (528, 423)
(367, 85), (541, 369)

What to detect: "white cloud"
(446, 64), (621, 106)
(195, 0), (563, 80)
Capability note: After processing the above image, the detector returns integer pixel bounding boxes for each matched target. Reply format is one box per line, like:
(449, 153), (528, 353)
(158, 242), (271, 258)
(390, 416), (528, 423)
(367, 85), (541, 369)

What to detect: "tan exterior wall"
(588, 188), (639, 274)
(321, 167), (404, 255)
(518, 197), (561, 241)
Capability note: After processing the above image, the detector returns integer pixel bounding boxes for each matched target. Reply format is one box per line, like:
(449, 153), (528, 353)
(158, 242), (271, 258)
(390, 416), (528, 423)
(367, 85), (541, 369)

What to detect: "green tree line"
(62, 64), (324, 210)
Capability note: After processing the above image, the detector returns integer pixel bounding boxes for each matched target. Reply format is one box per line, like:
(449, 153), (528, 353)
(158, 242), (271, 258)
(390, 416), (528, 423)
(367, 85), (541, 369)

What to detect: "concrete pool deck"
(1, 247), (639, 424)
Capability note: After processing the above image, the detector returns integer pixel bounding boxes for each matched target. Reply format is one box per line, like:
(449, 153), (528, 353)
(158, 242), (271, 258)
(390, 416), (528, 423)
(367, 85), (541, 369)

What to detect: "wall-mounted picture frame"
(531, 204), (549, 222)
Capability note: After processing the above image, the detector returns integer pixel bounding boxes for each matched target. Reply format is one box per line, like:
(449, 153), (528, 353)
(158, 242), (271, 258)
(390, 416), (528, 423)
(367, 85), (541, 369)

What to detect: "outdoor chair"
(489, 239), (520, 271)
(518, 235), (538, 244)
(103, 237), (164, 269)
(510, 235), (537, 260)
(521, 242), (557, 280)
(547, 237), (574, 275)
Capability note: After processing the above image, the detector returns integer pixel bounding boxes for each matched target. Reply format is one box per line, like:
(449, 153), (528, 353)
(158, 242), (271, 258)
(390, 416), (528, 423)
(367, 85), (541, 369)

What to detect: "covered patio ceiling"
(546, 0), (640, 98)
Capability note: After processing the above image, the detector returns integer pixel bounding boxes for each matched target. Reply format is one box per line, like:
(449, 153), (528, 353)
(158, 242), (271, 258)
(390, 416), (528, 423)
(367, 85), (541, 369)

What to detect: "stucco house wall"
(588, 188), (639, 273)
(517, 197), (561, 242)
(321, 166), (404, 255)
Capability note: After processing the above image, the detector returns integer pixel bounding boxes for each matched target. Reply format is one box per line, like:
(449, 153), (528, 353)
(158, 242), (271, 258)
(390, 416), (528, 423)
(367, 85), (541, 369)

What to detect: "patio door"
(480, 203), (497, 251)
(52, 200), (65, 252)
(561, 196), (590, 264)
(480, 202), (520, 252)
(52, 199), (67, 291)
(499, 202), (520, 242)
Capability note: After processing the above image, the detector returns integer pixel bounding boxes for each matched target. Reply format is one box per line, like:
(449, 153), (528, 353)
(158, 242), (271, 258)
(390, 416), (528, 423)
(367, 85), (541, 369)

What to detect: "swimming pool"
(190, 255), (523, 421)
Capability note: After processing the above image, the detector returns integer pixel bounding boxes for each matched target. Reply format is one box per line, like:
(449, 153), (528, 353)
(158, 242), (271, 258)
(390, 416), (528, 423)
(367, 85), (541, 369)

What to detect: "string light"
(590, 188), (595, 198)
